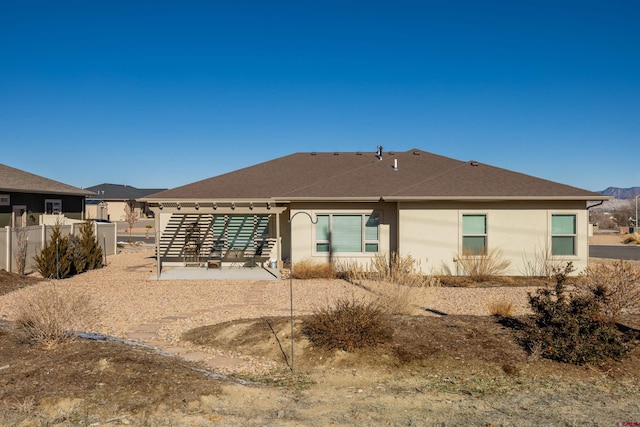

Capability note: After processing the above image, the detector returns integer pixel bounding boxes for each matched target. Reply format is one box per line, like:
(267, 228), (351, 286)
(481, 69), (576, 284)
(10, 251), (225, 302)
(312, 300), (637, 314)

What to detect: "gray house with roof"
(86, 184), (166, 221)
(140, 148), (608, 276)
(0, 164), (92, 227)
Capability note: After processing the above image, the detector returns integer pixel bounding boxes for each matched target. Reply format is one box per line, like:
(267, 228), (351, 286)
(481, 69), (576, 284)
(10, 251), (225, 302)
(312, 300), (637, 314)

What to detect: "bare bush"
(520, 244), (567, 277)
(623, 232), (640, 245)
(576, 260), (640, 320)
(14, 285), (97, 346)
(455, 249), (511, 281)
(302, 297), (390, 352)
(122, 202), (140, 243)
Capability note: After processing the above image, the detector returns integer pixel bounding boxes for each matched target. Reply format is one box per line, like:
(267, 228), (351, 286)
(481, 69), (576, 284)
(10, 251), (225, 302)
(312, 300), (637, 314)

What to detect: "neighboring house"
(0, 164), (93, 227)
(140, 148), (608, 276)
(85, 184), (166, 222)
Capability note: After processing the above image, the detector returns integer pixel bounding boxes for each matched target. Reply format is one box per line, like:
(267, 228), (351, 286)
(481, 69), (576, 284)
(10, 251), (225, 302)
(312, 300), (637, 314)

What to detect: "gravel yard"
(3, 248), (640, 426)
(0, 248), (536, 369)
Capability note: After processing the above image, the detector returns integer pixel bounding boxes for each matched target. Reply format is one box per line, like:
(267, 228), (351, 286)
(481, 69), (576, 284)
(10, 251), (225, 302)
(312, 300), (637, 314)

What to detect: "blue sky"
(1, 1), (638, 192)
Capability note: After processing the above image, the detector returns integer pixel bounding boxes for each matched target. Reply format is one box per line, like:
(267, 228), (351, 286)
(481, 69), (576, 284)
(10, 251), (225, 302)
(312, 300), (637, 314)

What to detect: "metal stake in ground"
(288, 211), (317, 373)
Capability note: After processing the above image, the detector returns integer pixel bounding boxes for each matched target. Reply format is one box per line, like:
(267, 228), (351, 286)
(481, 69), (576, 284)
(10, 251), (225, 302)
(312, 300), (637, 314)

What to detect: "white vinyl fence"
(0, 222), (117, 274)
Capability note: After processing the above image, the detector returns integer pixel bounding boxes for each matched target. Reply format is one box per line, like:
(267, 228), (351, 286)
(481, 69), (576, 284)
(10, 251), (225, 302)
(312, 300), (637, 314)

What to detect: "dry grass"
(339, 252), (439, 315)
(487, 300), (515, 317)
(13, 284), (97, 346)
(455, 249), (511, 281)
(292, 258), (336, 279)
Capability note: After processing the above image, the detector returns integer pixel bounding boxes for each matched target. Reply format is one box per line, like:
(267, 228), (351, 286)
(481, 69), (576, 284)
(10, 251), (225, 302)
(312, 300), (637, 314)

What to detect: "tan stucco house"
(86, 183), (166, 222)
(140, 148), (608, 276)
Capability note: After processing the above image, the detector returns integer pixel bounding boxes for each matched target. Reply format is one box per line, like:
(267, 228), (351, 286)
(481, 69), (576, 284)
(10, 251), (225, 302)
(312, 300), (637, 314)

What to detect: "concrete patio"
(150, 265), (280, 281)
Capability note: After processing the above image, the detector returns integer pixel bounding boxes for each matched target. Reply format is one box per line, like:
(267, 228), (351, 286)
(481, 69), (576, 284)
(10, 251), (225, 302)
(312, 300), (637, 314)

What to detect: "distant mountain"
(599, 187), (640, 200)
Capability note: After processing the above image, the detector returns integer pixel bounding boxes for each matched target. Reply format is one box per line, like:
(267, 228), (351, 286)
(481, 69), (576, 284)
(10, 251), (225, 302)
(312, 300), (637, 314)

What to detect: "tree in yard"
(72, 220), (104, 273)
(122, 202), (140, 243)
(34, 222), (73, 279)
(14, 226), (29, 275)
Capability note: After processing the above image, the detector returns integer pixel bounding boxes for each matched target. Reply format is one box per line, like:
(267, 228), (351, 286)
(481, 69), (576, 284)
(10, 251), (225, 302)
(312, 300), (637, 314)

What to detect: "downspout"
(587, 201), (604, 210)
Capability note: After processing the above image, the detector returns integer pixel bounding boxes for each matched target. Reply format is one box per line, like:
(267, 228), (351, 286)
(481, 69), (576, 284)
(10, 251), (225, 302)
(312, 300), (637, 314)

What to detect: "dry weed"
(10, 396), (35, 414)
(339, 252), (438, 315)
(488, 300), (514, 317)
(455, 249), (511, 281)
(14, 284), (97, 346)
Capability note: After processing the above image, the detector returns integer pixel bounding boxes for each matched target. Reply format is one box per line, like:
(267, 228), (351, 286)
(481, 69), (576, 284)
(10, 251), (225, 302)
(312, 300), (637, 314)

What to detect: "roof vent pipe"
(393, 159), (398, 171)
(376, 145), (383, 160)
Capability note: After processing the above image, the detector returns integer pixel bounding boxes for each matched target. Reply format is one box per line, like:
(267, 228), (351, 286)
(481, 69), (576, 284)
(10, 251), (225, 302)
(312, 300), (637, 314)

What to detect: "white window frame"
(45, 199), (62, 215)
(461, 213), (488, 256)
(550, 213), (577, 257)
(314, 211), (381, 255)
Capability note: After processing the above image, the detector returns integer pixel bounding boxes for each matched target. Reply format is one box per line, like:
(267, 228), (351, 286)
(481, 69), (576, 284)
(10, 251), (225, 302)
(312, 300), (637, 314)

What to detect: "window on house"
(462, 214), (487, 255)
(316, 213), (379, 253)
(0, 194), (9, 206)
(45, 199), (62, 214)
(552, 214), (576, 256)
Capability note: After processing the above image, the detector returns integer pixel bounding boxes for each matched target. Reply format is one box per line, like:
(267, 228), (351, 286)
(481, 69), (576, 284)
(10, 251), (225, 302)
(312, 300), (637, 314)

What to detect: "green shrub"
(302, 297), (391, 352)
(524, 263), (633, 365)
(34, 221), (103, 279)
(74, 220), (104, 273)
(34, 223), (73, 279)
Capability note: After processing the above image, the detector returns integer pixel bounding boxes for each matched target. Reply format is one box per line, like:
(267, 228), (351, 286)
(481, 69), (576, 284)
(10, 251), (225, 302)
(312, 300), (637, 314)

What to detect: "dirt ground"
(1, 260), (640, 426)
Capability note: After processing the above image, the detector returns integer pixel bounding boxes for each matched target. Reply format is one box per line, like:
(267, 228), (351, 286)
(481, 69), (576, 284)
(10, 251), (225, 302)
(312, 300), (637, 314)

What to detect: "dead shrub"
(302, 297), (391, 352)
(623, 232), (640, 245)
(455, 249), (511, 281)
(14, 285), (96, 346)
(520, 244), (566, 278)
(292, 259), (336, 279)
(576, 260), (640, 320)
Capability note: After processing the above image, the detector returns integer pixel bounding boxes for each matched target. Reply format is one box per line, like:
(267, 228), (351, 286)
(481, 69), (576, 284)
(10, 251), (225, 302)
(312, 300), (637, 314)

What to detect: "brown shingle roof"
(0, 164), (92, 196)
(143, 149), (606, 202)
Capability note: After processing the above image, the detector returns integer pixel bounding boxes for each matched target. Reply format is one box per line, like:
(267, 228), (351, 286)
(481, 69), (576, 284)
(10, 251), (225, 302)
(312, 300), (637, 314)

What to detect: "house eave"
(0, 188), (94, 197)
(384, 195), (611, 202)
